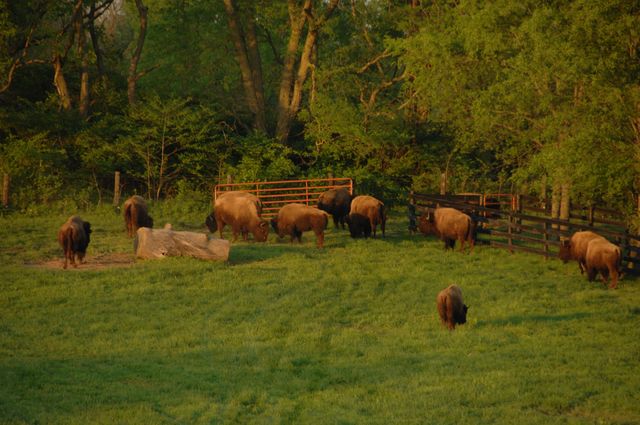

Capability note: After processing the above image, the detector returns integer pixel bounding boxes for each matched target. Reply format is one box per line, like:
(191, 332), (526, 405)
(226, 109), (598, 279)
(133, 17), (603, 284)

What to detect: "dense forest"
(1, 1), (639, 224)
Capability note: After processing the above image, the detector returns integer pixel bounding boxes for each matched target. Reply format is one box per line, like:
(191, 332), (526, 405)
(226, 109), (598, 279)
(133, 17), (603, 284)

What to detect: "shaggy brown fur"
(123, 195), (154, 237)
(558, 231), (605, 274)
(213, 191), (269, 242)
(585, 238), (622, 289)
(317, 188), (352, 229)
(270, 203), (328, 248)
(345, 213), (372, 238)
(418, 208), (476, 252)
(347, 195), (386, 238)
(57, 215), (92, 269)
(436, 284), (468, 330)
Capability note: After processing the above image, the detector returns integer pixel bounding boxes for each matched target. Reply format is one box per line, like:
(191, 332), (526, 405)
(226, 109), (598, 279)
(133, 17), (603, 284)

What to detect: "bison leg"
(230, 224), (241, 242)
(609, 267), (619, 289)
(333, 215), (340, 229)
(314, 230), (325, 248)
(459, 238), (465, 253)
(578, 261), (586, 275)
(586, 267), (597, 282)
(599, 268), (609, 287)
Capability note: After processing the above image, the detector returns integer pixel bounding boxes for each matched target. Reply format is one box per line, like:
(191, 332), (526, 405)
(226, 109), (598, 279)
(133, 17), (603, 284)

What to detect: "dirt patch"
(31, 252), (136, 270)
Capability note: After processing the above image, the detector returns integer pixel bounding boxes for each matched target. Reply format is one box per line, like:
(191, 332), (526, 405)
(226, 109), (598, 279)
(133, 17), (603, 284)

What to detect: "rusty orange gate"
(214, 178), (353, 218)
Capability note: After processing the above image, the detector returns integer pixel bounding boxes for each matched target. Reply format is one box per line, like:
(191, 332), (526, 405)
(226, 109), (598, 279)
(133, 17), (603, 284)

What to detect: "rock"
(135, 224), (230, 261)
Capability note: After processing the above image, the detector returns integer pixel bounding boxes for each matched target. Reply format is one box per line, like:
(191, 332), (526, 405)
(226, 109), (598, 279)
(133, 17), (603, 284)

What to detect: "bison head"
(417, 213), (436, 235)
(558, 238), (572, 263)
(458, 304), (469, 325)
(253, 219), (270, 242)
(205, 213), (216, 233)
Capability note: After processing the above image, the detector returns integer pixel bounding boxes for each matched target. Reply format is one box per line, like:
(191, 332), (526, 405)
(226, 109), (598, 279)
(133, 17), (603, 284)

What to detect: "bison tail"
(466, 217), (477, 244)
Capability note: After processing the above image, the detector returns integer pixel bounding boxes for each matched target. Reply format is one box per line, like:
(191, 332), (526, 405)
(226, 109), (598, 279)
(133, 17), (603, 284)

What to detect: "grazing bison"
(213, 191), (269, 242)
(317, 188), (352, 229)
(559, 230), (605, 275)
(347, 195), (386, 238)
(57, 215), (92, 269)
(436, 284), (468, 330)
(584, 238), (622, 289)
(123, 195), (154, 237)
(418, 207), (476, 252)
(270, 203), (328, 248)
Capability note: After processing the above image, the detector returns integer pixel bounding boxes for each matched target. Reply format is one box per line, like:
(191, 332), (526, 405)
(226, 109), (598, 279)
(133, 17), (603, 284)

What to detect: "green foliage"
(0, 209), (639, 423)
(227, 133), (298, 183)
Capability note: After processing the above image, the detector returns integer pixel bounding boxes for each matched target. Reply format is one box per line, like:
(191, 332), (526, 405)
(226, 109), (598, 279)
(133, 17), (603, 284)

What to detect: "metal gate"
(214, 178), (353, 218)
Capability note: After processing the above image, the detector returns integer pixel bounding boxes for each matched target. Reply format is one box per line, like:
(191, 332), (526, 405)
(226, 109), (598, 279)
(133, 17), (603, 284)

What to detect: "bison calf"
(436, 284), (468, 330)
(418, 207), (476, 252)
(271, 203), (328, 248)
(57, 215), (92, 269)
(124, 195), (154, 237)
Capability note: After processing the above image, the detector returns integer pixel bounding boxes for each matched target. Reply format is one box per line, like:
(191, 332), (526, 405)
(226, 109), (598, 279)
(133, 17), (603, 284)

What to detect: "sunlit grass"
(0, 204), (639, 424)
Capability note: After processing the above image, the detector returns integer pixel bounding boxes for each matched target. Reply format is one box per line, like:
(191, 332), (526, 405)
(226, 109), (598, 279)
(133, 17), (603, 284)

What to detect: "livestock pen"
(409, 192), (640, 274)
(213, 178), (353, 218)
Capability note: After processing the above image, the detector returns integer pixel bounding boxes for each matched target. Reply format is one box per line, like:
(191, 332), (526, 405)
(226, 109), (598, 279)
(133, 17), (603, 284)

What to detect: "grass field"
(1, 204), (639, 424)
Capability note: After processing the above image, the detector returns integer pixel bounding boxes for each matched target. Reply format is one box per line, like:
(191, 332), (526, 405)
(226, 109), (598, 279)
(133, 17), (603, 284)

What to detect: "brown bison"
(436, 284), (468, 330)
(584, 238), (622, 289)
(558, 230), (605, 274)
(270, 203), (328, 248)
(124, 195), (154, 237)
(346, 195), (386, 238)
(57, 215), (92, 269)
(213, 191), (269, 242)
(418, 207), (476, 252)
(317, 188), (352, 229)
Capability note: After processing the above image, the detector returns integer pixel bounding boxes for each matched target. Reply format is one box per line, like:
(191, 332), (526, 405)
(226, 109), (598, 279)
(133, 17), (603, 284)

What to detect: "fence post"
(2, 173), (9, 208)
(305, 180), (309, 205)
(508, 212), (514, 253)
(112, 171), (121, 206)
(408, 191), (417, 234)
(439, 172), (447, 195)
(588, 205), (594, 227)
(543, 221), (549, 259)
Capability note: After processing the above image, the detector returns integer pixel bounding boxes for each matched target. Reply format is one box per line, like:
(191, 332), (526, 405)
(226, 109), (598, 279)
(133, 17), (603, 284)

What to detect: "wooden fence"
(214, 178), (353, 218)
(409, 192), (640, 274)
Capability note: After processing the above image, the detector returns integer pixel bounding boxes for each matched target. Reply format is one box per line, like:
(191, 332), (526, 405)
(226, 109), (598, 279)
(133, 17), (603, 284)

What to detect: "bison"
(57, 215), (92, 269)
(558, 230), (605, 275)
(418, 207), (476, 252)
(123, 195), (154, 237)
(346, 195), (386, 238)
(317, 188), (352, 229)
(436, 284), (468, 330)
(270, 203), (328, 248)
(585, 238), (622, 289)
(213, 191), (269, 242)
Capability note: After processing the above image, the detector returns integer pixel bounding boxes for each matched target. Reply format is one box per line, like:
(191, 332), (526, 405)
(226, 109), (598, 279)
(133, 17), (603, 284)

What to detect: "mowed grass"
(0, 205), (639, 424)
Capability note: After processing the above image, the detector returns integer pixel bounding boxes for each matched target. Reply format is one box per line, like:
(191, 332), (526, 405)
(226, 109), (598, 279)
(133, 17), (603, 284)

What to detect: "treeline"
(0, 1), (639, 226)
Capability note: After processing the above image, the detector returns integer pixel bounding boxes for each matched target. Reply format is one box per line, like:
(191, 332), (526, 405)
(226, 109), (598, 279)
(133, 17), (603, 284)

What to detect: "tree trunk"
(53, 55), (73, 110)
(276, 0), (339, 144)
(88, 0), (106, 78)
(77, 12), (90, 118)
(222, 0), (266, 133)
(551, 180), (560, 230)
(560, 182), (571, 231)
(128, 0), (148, 105)
(275, 0), (310, 143)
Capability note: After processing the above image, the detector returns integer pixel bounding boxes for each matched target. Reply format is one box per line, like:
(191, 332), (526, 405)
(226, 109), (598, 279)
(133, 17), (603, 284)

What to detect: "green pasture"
(0, 205), (639, 424)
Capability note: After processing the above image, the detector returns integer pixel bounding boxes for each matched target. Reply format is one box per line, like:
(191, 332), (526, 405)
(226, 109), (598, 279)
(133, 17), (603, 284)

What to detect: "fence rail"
(214, 178), (353, 218)
(409, 192), (640, 274)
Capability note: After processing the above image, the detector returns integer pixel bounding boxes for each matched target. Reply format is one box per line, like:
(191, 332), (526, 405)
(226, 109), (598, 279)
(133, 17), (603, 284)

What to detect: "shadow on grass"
(475, 311), (594, 327)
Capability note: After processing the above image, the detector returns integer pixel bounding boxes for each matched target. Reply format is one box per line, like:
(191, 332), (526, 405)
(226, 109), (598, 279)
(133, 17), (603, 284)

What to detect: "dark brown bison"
(124, 195), (154, 237)
(213, 191), (269, 242)
(205, 212), (216, 233)
(558, 230), (605, 274)
(436, 284), (468, 330)
(270, 203), (328, 248)
(57, 215), (92, 269)
(418, 207), (476, 252)
(584, 238), (622, 289)
(317, 188), (352, 229)
(346, 195), (386, 238)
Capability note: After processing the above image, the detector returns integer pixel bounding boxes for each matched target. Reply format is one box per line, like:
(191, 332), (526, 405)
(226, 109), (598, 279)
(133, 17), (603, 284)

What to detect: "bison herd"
(57, 188), (626, 329)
